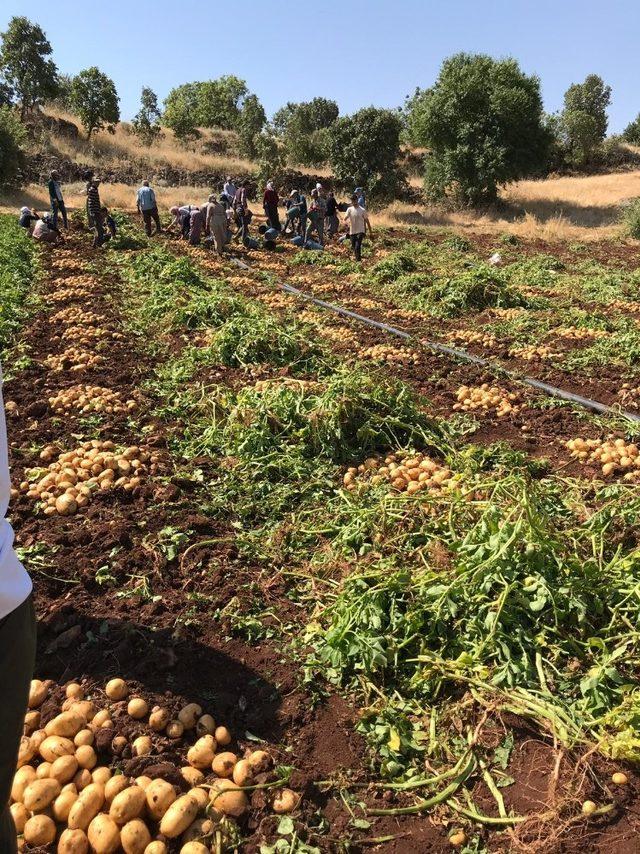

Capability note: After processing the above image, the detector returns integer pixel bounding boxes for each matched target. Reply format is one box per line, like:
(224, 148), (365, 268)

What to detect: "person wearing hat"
(47, 170), (67, 229)
(87, 178), (107, 248)
(0, 357), (36, 854)
(136, 180), (162, 236)
(263, 181), (280, 231)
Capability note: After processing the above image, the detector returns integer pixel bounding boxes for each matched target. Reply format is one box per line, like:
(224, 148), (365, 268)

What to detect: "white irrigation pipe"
(230, 257), (640, 423)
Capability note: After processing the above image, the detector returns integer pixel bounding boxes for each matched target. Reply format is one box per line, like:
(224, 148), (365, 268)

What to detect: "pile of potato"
(316, 325), (355, 346)
(18, 441), (153, 515)
(52, 307), (104, 327)
(608, 299), (640, 314)
(45, 350), (106, 374)
(566, 437), (640, 479)
(617, 384), (640, 406)
(258, 293), (296, 311)
(343, 450), (454, 495)
(53, 325), (125, 347)
(47, 385), (137, 417)
(49, 261), (88, 276)
(508, 344), (559, 362)
(357, 344), (421, 365)
(389, 308), (430, 324)
(490, 308), (524, 320)
(342, 297), (385, 312)
(12, 677), (300, 852)
(47, 287), (94, 305)
(448, 330), (498, 349)
(453, 384), (522, 418)
(552, 326), (607, 341)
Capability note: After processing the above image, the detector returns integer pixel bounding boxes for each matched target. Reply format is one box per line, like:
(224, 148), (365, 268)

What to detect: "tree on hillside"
(622, 114), (640, 146)
(237, 94), (266, 159)
(560, 74), (611, 167)
(407, 53), (550, 206)
(51, 73), (75, 111)
(70, 67), (120, 138)
(273, 97), (339, 167)
(163, 83), (200, 142)
(197, 75), (248, 129)
(0, 105), (26, 187)
(328, 107), (403, 201)
(132, 86), (162, 146)
(0, 16), (59, 118)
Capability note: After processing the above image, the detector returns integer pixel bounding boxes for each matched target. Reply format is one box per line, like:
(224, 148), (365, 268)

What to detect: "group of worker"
(19, 172), (373, 262)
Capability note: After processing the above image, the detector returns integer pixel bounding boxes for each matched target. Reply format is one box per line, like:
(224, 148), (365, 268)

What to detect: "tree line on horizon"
(1, 15), (640, 206)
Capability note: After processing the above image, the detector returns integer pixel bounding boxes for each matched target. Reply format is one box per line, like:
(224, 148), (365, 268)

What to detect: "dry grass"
(378, 170), (640, 240)
(39, 108), (255, 177)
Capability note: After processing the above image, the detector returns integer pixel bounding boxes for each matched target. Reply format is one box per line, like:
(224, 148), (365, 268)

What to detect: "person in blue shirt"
(354, 187), (366, 208)
(136, 180), (162, 236)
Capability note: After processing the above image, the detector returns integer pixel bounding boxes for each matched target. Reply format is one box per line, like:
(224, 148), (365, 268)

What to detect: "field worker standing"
(223, 176), (237, 206)
(263, 181), (280, 231)
(354, 187), (366, 208)
(325, 191), (339, 238)
(48, 170), (67, 230)
(206, 195), (229, 255)
(136, 180), (162, 236)
(233, 180), (252, 244)
(87, 178), (106, 248)
(344, 192), (372, 261)
(305, 188), (326, 245)
(0, 362), (36, 854)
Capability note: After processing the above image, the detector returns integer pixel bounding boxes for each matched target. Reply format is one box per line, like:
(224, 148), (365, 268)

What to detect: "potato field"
(5, 213), (640, 853)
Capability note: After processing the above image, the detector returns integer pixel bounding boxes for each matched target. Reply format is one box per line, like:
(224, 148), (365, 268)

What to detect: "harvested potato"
(74, 729), (95, 747)
(36, 761), (52, 779)
(121, 819), (152, 854)
(11, 765), (37, 802)
(50, 754), (79, 785)
(144, 843), (168, 854)
(53, 787), (79, 822)
(177, 703), (202, 730)
(180, 767), (204, 787)
(58, 828), (89, 854)
(127, 697), (149, 720)
(189, 788), (208, 810)
(30, 729), (47, 750)
(105, 775), (131, 806)
(24, 814), (56, 846)
(68, 782), (105, 830)
(29, 679), (49, 708)
(132, 736), (152, 756)
(166, 720), (184, 740)
(17, 736), (35, 767)
(196, 714), (215, 736)
(211, 751), (237, 778)
(46, 711), (87, 738)
(75, 744), (98, 769)
(180, 844), (209, 854)
(66, 683), (85, 700)
(23, 777), (62, 811)
(109, 785), (147, 825)
(182, 816), (215, 842)
(92, 767), (112, 786)
(24, 710), (41, 733)
(232, 759), (253, 787)
(73, 768), (93, 791)
(187, 736), (216, 770)
(148, 707), (170, 732)
(105, 678), (128, 701)
(40, 735), (75, 762)
(134, 776), (153, 791)
(272, 788), (300, 814)
(88, 813), (121, 854)
(209, 779), (248, 817)
(145, 778), (176, 821)
(247, 750), (272, 774)
(214, 726), (231, 747)
(159, 793), (200, 838)
(66, 700), (96, 720)
(92, 709), (111, 728)
(10, 802), (29, 833)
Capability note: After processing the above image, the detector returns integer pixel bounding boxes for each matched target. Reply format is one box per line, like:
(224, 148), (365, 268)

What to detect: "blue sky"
(2, 0), (639, 132)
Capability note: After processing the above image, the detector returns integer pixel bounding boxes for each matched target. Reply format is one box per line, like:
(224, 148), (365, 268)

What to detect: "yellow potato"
(58, 828), (89, 854)
(189, 788), (208, 810)
(53, 787), (79, 822)
(247, 750), (272, 774)
(211, 751), (237, 778)
(73, 768), (93, 791)
(232, 759), (253, 787)
(180, 767), (204, 787)
(214, 726), (231, 746)
(45, 711), (87, 738)
(68, 782), (105, 830)
(23, 777), (61, 812)
(24, 710), (41, 734)
(92, 709), (111, 728)
(177, 703), (202, 730)
(180, 844), (209, 854)
(143, 843), (168, 854)
(134, 775), (153, 791)
(75, 744), (98, 769)
(74, 729), (95, 747)
(209, 779), (248, 817)
(36, 761), (52, 779)
(195, 714), (215, 736)
(148, 707), (170, 732)
(166, 720), (184, 739)
(66, 683), (85, 700)
(40, 735), (75, 762)
(24, 814), (56, 846)
(145, 778), (176, 821)
(127, 698), (149, 720)
(109, 785), (147, 825)
(187, 736), (217, 770)
(272, 788), (300, 814)
(104, 775), (131, 805)
(28, 679), (49, 708)
(132, 736), (152, 756)
(10, 802), (29, 833)
(93, 766), (112, 785)
(120, 819), (152, 854)
(50, 754), (79, 785)
(65, 700), (96, 720)
(182, 817), (215, 843)
(159, 793), (200, 838)
(88, 813), (121, 854)
(11, 765), (37, 802)
(105, 678), (128, 701)
(17, 736), (35, 767)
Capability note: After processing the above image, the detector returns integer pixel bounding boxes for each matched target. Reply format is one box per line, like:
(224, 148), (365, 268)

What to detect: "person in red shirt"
(263, 181), (280, 231)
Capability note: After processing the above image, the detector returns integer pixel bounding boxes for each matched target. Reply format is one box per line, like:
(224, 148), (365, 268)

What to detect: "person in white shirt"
(0, 362), (35, 852)
(343, 193), (373, 261)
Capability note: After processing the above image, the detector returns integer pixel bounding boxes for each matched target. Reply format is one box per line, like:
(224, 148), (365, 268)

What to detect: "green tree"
(51, 72), (74, 111)
(163, 83), (200, 142)
(0, 16), (59, 118)
(407, 53), (550, 206)
(131, 86), (162, 146)
(273, 97), (339, 167)
(0, 105), (26, 187)
(560, 74), (611, 167)
(255, 131), (285, 183)
(70, 67), (119, 138)
(328, 107), (403, 201)
(237, 94), (266, 159)
(622, 114), (640, 146)
(196, 75), (248, 129)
